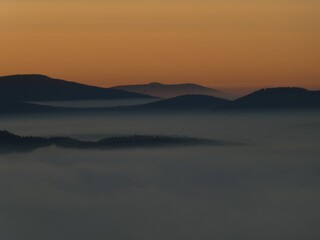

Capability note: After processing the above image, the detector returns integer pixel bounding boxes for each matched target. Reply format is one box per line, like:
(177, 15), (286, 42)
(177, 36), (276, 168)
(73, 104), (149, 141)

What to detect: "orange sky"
(1, 0), (320, 90)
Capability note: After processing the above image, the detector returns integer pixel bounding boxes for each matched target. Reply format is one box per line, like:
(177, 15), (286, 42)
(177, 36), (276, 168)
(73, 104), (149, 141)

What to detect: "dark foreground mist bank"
(0, 130), (233, 154)
(0, 111), (319, 240)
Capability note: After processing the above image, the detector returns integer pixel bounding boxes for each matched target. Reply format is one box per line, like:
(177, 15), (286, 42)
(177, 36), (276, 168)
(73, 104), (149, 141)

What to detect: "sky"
(1, 0), (320, 90)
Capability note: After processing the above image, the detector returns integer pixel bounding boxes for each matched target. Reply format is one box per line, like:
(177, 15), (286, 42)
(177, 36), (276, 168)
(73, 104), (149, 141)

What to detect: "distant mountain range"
(1, 87), (320, 115)
(0, 73), (319, 114)
(112, 82), (231, 99)
(0, 74), (152, 102)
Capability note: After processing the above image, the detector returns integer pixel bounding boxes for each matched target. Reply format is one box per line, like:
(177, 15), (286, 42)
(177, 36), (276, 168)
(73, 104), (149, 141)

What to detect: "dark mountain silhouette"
(224, 87), (320, 110)
(0, 78), (320, 114)
(132, 94), (230, 111)
(112, 82), (231, 99)
(0, 74), (153, 102)
(0, 94), (229, 114)
(0, 130), (233, 154)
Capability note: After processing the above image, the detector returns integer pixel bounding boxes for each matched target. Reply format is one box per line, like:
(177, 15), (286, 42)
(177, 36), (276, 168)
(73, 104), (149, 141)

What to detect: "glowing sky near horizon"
(1, 0), (320, 89)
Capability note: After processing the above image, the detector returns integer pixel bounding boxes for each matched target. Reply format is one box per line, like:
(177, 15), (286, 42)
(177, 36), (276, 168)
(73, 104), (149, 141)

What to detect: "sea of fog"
(0, 109), (320, 240)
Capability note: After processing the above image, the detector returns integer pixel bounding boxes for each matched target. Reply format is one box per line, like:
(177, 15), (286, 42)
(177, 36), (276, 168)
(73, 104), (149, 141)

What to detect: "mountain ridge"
(133, 94), (229, 111)
(223, 87), (320, 110)
(0, 74), (153, 102)
(112, 82), (231, 99)
(1, 76), (320, 114)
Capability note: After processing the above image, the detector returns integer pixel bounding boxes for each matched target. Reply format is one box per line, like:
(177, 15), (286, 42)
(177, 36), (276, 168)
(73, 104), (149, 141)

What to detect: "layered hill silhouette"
(0, 130), (232, 154)
(127, 87), (320, 111)
(133, 94), (229, 111)
(0, 75), (319, 115)
(0, 95), (228, 114)
(224, 87), (320, 110)
(0, 74), (152, 102)
(112, 82), (231, 99)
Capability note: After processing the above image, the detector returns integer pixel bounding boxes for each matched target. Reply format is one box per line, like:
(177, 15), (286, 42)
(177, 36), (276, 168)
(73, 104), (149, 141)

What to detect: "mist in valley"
(30, 99), (157, 109)
(0, 110), (320, 240)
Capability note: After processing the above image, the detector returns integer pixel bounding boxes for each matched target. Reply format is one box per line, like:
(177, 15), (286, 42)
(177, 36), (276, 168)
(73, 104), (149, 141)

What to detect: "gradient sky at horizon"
(1, 0), (320, 90)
